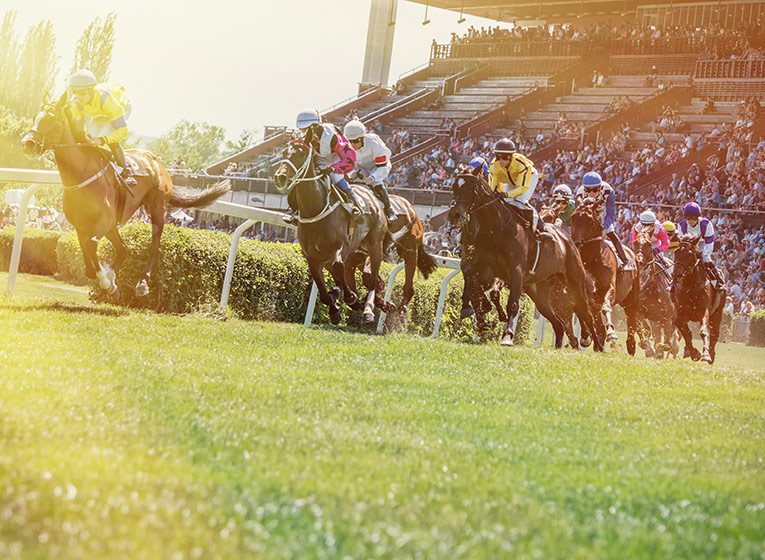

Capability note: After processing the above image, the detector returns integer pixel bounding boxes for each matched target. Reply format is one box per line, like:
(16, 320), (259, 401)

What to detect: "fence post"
(6, 183), (44, 295)
(304, 282), (319, 326)
(432, 269), (460, 338)
(219, 219), (257, 311)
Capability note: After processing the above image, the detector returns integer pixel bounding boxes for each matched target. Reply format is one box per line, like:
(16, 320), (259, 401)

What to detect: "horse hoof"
(460, 306), (475, 320)
(348, 300), (364, 311)
(362, 311), (375, 324)
(606, 333), (618, 343)
(345, 292), (358, 306)
(500, 334), (514, 347)
(645, 348), (654, 358)
(702, 353), (712, 364)
(135, 280), (149, 297)
(329, 308), (342, 325)
(580, 336), (592, 348)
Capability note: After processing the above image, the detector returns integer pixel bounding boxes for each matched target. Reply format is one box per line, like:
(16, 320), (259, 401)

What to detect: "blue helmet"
(468, 156), (489, 178)
(582, 171), (603, 190)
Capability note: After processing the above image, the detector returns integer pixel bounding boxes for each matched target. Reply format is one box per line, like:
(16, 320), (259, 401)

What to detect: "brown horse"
(570, 198), (640, 354)
(633, 229), (678, 359)
(449, 172), (602, 350)
(21, 94), (230, 297)
(273, 140), (434, 326)
(672, 236), (726, 364)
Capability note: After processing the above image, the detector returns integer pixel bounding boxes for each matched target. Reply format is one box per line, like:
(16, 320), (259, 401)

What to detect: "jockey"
(66, 69), (137, 187)
(663, 220), (680, 260)
(286, 108), (361, 224)
(551, 184), (575, 229)
(677, 202), (725, 288)
(467, 156), (489, 180)
(488, 138), (551, 239)
(575, 171), (632, 268)
(343, 119), (396, 222)
(631, 210), (671, 278)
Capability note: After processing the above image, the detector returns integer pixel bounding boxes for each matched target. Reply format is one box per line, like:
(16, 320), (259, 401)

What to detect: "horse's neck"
(53, 122), (106, 187)
(683, 262), (707, 290)
(295, 171), (328, 217)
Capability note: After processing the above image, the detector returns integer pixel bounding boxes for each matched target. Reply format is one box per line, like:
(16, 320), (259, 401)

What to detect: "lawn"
(0, 273), (763, 559)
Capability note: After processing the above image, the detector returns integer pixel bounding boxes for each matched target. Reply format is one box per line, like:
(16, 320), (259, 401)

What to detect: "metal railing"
(695, 58), (765, 79)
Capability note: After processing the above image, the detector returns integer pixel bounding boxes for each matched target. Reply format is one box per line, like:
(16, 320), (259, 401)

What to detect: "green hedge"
(26, 222), (535, 343)
(748, 311), (765, 347)
(720, 309), (733, 344)
(0, 227), (61, 276)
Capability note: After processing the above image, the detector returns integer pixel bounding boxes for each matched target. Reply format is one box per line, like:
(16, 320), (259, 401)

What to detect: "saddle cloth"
(99, 146), (150, 177)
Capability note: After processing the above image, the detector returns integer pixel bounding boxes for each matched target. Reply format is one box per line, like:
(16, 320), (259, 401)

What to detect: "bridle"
(572, 205), (603, 248)
(275, 140), (342, 224)
(451, 172), (500, 224)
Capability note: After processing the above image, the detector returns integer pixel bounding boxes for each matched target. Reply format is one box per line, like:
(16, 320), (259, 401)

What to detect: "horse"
(671, 236), (726, 364)
(273, 139), (435, 326)
(449, 172), (602, 350)
(633, 229), (678, 359)
(570, 197), (640, 355)
(21, 93), (230, 298)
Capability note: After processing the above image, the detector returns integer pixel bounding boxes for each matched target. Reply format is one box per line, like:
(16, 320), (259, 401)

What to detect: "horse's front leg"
(598, 283), (617, 345)
(500, 268), (523, 347)
(308, 259), (341, 325)
(135, 209), (164, 297)
(700, 309), (712, 364)
(339, 254), (364, 310)
(675, 310), (699, 361)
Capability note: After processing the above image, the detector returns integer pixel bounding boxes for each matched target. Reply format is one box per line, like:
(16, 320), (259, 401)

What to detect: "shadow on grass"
(0, 301), (130, 317)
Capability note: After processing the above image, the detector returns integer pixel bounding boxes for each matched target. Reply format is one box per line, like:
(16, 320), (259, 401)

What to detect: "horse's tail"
(169, 179), (231, 208)
(416, 241), (438, 279)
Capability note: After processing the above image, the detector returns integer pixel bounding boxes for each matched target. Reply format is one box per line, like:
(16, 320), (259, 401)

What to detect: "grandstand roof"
(407, 0), (701, 22)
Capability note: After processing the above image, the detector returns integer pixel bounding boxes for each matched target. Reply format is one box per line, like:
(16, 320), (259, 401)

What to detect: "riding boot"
(109, 143), (138, 187)
(373, 184), (397, 222)
(526, 207), (553, 239)
(344, 188), (365, 224)
(607, 230), (632, 269)
(704, 261), (724, 289)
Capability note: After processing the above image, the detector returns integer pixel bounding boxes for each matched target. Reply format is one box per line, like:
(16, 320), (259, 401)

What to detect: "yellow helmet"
(662, 220), (676, 233)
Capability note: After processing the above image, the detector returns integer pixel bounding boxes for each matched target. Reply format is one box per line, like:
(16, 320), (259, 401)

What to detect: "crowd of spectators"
(1, 204), (65, 231)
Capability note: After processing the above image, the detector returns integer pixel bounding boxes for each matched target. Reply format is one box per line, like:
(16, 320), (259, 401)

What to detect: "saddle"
(603, 239), (636, 270)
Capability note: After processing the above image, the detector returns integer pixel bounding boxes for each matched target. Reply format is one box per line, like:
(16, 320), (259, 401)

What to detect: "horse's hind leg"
(527, 284), (566, 349)
(104, 227), (129, 272)
(398, 237), (417, 319)
(500, 267), (523, 347)
(308, 259), (341, 325)
(675, 313), (700, 361)
(339, 254), (363, 309)
(490, 280), (507, 322)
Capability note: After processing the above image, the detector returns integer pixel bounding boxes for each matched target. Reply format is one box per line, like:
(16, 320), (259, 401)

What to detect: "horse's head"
(539, 204), (559, 224)
(21, 93), (70, 157)
(673, 235), (701, 280)
(273, 139), (312, 193)
(633, 228), (654, 266)
(570, 197), (602, 246)
(449, 170), (486, 227)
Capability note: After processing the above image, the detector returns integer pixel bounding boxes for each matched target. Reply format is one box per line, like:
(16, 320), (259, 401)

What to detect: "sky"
(7, 0), (503, 141)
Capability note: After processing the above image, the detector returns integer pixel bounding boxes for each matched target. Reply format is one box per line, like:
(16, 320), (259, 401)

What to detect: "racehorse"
(570, 198), (640, 355)
(671, 236), (726, 364)
(273, 139), (434, 326)
(449, 172), (602, 350)
(538, 203), (597, 349)
(21, 93), (230, 298)
(633, 229), (678, 359)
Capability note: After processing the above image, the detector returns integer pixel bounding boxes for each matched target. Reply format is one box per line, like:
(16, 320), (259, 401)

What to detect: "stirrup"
(282, 212), (297, 225)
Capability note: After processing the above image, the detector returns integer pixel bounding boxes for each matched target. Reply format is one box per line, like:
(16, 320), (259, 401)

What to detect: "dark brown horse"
(570, 198), (640, 354)
(633, 229), (678, 359)
(671, 236), (726, 364)
(449, 172), (602, 350)
(539, 203), (596, 348)
(21, 94), (230, 298)
(273, 140), (434, 325)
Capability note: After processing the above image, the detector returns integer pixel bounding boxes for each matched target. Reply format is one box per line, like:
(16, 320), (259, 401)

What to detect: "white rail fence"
(0, 167), (482, 339)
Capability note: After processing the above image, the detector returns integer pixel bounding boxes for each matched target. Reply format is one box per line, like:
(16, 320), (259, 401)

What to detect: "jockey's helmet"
(68, 69), (97, 90)
(683, 201), (701, 217)
(581, 171), (603, 191)
(468, 156), (489, 177)
(343, 120), (366, 141)
(296, 108), (321, 130)
(662, 220), (676, 233)
(492, 138), (516, 155)
(552, 184), (572, 200)
(639, 210), (657, 225)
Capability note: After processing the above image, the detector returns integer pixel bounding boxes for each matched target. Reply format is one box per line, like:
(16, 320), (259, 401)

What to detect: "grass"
(0, 273), (763, 559)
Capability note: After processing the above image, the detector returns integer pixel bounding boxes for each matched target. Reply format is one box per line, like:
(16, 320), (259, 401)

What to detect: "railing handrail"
(321, 84), (383, 118)
(397, 61), (432, 84)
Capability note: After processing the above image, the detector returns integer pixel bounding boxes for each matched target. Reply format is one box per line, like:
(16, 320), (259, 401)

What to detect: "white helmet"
(343, 119), (366, 141)
(639, 210), (656, 224)
(552, 184), (572, 199)
(296, 108), (321, 130)
(68, 69), (97, 89)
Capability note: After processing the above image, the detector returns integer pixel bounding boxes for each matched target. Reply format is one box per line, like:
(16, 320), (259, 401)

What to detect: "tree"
(15, 19), (58, 117)
(0, 11), (20, 110)
(70, 13), (116, 82)
(148, 120), (226, 172)
(223, 128), (257, 158)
